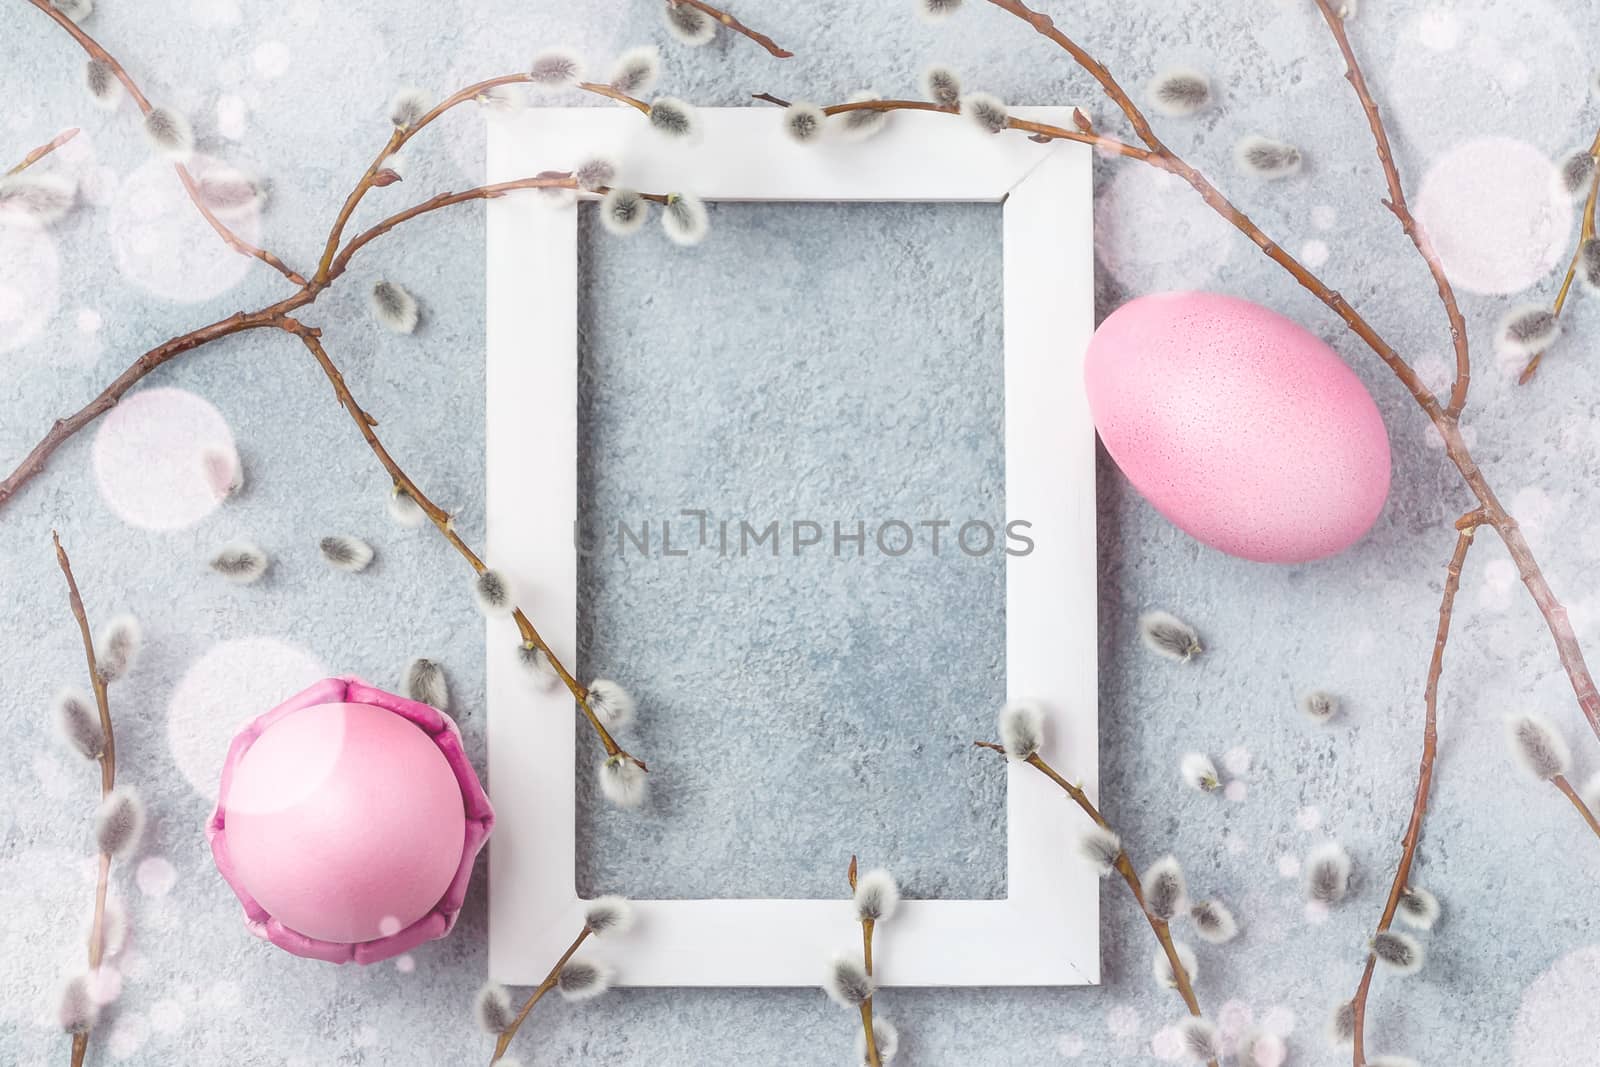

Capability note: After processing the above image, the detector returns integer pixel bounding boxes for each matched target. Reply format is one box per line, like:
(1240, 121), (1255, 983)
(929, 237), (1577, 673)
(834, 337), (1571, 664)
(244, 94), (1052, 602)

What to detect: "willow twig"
(1348, 512), (1480, 1065)
(1312, 0), (1470, 415)
(24, 0), (305, 284)
(668, 0), (794, 58)
(974, 743), (1217, 1067)
(53, 532), (117, 1067)
(1518, 125), (1600, 384)
(845, 856), (882, 1067)
(752, 93), (1152, 161)
(488, 924), (593, 1064)
(282, 321), (641, 768)
(970, 0), (1600, 742)
(6, 126), (80, 175)
(1551, 775), (1600, 840)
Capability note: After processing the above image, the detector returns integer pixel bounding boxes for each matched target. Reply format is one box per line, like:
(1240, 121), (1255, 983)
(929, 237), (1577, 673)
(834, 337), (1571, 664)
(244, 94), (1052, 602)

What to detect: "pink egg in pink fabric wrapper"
(1084, 291), (1391, 563)
(206, 677), (493, 964)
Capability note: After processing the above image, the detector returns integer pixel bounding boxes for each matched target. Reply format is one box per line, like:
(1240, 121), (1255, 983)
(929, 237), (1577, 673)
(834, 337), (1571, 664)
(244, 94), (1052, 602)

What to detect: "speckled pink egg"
(207, 678), (493, 964)
(1085, 291), (1391, 563)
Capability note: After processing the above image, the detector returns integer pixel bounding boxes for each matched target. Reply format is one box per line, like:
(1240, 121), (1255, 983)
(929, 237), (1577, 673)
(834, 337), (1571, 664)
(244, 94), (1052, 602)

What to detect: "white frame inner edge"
(485, 106), (1098, 987)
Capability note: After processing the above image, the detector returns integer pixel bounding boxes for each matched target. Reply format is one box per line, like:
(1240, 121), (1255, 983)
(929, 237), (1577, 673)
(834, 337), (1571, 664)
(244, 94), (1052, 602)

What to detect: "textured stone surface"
(2, 1), (1599, 1064)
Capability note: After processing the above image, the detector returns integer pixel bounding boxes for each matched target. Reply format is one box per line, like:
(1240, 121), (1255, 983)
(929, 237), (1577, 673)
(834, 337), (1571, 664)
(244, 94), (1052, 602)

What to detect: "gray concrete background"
(2, 1), (1599, 1064)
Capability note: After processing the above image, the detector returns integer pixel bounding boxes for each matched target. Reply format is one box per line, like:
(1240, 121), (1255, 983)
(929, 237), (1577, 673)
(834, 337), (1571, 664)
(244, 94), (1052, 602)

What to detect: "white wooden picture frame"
(484, 106), (1098, 986)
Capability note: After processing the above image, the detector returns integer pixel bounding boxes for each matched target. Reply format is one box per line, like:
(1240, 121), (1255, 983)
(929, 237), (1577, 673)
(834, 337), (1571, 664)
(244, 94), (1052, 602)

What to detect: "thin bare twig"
(974, 743), (1217, 1067)
(668, 0), (794, 58)
(6, 127), (80, 175)
(488, 925), (593, 1064)
(1348, 512), (1481, 1065)
(23, 0), (306, 285)
(1552, 775), (1600, 840)
(751, 93), (1152, 161)
(974, 0), (1600, 742)
(282, 321), (640, 768)
(53, 531), (117, 1067)
(1518, 125), (1600, 384)
(1311, 0), (1471, 415)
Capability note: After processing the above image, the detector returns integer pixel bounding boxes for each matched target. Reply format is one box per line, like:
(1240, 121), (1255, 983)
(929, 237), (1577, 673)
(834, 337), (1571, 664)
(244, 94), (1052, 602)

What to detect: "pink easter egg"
(1084, 291), (1391, 563)
(207, 678), (493, 964)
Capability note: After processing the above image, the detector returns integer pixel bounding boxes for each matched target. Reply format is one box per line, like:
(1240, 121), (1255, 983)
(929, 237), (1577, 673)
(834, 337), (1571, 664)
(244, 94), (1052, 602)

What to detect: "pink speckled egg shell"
(1085, 291), (1391, 563)
(207, 677), (493, 964)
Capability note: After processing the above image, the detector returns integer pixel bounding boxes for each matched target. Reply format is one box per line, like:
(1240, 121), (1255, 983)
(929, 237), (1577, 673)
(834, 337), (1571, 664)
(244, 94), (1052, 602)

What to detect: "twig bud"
(822, 954), (873, 1007)
(84, 58), (121, 108)
(856, 1016), (899, 1064)
(1370, 930), (1424, 975)
(783, 102), (827, 144)
(320, 535), (375, 573)
(1152, 941), (1198, 989)
(1139, 610), (1201, 662)
(916, 0), (964, 23)
(586, 679), (636, 730)
(584, 894), (635, 936)
(529, 48), (584, 86)
(369, 280), (420, 334)
(648, 97), (698, 139)
(0, 173), (76, 225)
(556, 958), (611, 1001)
(388, 88), (431, 130)
(853, 868), (900, 923)
(600, 187), (649, 235)
(1577, 237), (1600, 294)
(1189, 898), (1238, 943)
(94, 787), (144, 858)
(1327, 999), (1356, 1047)
(209, 542), (269, 584)
(960, 92), (1009, 134)
(609, 46), (662, 96)
(53, 688), (105, 761)
(1496, 305), (1560, 357)
(1234, 135), (1303, 178)
(58, 974), (98, 1034)
(1180, 752), (1220, 793)
(574, 156), (618, 192)
(661, 192), (710, 246)
(472, 569), (515, 616)
(387, 485), (427, 527)
(836, 92), (891, 143)
(1304, 841), (1351, 905)
(997, 699), (1044, 761)
(51, 0), (93, 21)
(1076, 825), (1122, 875)
(404, 657), (449, 709)
(1141, 855), (1188, 921)
(1559, 149), (1596, 198)
(1147, 68), (1211, 118)
(599, 755), (648, 808)
(1178, 1016), (1220, 1062)
(94, 614), (141, 683)
(663, 1), (717, 46)
(474, 982), (514, 1033)
(922, 65), (962, 108)
(143, 107), (194, 161)
(1504, 711), (1571, 780)
(1396, 885), (1440, 931)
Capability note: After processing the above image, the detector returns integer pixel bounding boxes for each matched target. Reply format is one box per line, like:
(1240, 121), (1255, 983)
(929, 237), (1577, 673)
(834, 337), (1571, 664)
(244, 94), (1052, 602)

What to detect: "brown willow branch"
(23, 0), (306, 285)
(978, 0), (1600, 742)
(1552, 775), (1600, 841)
(281, 321), (641, 769)
(53, 531), (117, 1067)
(313, 75), (651, 287)
(974, 743), (1217, 1067)
(6, 126), (80, 175)
(1518, 125), (1600, 384)
(668, 0), (794, 58)
(1311, 0), (1470, 416)
(845, 856), (882, 1067)
(1349, 512), (1480, 1066)
(488, 925), (593, 1064)
(752, 93), (1152, 161)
